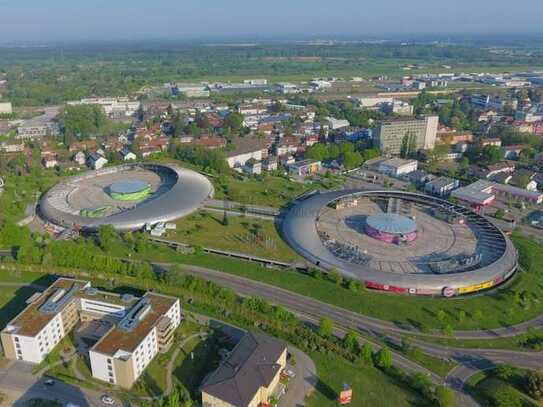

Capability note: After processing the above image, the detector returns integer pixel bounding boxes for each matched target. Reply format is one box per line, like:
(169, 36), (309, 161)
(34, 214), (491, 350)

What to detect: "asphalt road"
(163, 262), (543, 407)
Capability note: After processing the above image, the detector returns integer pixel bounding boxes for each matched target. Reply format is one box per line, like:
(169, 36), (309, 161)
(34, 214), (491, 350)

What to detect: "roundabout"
(282, 189), (518, 297)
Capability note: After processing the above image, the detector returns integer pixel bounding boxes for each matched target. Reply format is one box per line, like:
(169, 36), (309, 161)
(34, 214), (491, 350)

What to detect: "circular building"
(109, 180), (151, 201)
(282, 189), (518, 297)
(365, 213), (417, 244)
(39, 163), (213, 232)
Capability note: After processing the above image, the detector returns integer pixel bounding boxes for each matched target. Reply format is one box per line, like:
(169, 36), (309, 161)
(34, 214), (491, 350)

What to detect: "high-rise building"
(374, 116), (438, 156)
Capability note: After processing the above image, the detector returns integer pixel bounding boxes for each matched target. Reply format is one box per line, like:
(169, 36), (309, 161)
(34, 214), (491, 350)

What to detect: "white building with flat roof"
(1, 278), (181, 389)
(0, 102), (13, 114)
(378, 158), (418, 177)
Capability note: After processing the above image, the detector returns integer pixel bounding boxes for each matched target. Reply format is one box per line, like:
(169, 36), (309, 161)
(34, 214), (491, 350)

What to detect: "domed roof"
(110, 180), (149, 194)
(366, 213), (417, 235)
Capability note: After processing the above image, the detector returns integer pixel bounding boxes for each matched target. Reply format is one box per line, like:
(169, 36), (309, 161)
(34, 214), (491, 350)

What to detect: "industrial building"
(1, 278), (181, 389)
(374, 116), (438, 155)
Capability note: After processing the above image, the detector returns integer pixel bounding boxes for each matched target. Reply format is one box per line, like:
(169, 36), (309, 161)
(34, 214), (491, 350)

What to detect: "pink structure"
(365, 225), (417, 244)
(365, 213), (418, 244)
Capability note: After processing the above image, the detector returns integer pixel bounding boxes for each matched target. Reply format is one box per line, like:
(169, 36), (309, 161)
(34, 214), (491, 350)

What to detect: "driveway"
(279, 346), (317, 407)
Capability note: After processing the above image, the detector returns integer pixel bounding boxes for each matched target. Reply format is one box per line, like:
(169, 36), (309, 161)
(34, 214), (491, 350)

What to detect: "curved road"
(162, 263), (543, 406)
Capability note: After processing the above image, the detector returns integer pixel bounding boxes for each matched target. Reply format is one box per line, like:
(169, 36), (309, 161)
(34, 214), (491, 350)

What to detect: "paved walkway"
(278, 346), (317, 407)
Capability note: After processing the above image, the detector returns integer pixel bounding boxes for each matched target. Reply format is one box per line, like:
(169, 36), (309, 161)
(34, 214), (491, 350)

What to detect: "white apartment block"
(1, 278), (181, 389)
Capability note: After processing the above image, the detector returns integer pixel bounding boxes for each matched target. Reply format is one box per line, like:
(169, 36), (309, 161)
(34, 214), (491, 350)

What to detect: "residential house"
(200, 332), (287, 407)
(288, 159), (321, 177)
(87, 153), (108, 170)
(73, 151), (86, 165)
(226, 137), (270, 169)
(242, 159), (262, 175)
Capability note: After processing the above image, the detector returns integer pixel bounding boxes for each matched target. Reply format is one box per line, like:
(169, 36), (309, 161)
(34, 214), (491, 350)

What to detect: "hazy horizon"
(1, 0), (543, 43)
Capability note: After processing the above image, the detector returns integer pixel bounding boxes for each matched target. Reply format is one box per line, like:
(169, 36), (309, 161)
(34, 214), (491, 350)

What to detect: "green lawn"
(172, 331), (223, 399)
(213, 173), (344, 208)
(306, 352), (431, 407)
(409, 328), (543, 352)
(169, 211), (302, 262)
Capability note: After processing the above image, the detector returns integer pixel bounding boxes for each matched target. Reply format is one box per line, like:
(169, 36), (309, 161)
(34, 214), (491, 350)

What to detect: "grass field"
(409, 329), (543, 352)
(169, 211), (302, 262)
(306, 352), (431, 407)
(213, 173), (345, 208)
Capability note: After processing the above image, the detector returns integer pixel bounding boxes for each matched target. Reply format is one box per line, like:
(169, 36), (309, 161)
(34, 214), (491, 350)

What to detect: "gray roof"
(201, 332), (286, 407)
(40, 163), (213, 231)
(282, 189), (517, 293)
(366, 213), (417, 234)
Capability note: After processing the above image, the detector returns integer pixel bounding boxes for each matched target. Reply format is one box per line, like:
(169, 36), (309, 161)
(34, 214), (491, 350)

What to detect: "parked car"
(44, 379), (55, 386)
(101, 395), (115, 405)
(284, 368), (296, 378)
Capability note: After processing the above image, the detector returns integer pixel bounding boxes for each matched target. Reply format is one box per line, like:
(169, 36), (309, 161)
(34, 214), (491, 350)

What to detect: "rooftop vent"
(84, 287), (98, 296)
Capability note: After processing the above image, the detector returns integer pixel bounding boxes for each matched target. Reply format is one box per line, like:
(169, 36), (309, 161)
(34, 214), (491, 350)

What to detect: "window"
(14, 337), (19, 343)
(109, 379), (114, 384)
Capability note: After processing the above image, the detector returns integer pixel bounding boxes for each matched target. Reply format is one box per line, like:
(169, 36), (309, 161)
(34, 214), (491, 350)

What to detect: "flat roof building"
(378, 158), (418, 177)
(374, 116), (438, 156)
(1, 278), (181, 389)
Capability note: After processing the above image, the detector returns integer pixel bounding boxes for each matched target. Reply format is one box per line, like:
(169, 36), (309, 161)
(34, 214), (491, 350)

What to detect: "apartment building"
(374, 116), (438, 155)
(1, 278), (181, 389)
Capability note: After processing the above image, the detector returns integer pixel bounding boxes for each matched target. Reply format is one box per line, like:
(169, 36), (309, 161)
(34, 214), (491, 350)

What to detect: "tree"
(342, 330), (358, 350)
(223, 112), (244, 132)
(97, 225), (118, 251)
(481, 145), (504, 165)
(434, 385), (456, 407)
(328, 268), (342, 285)
(374, 347), (393, 369)
(342, 151), (363, 169)
(493, 386), (521, 407)
(318, 318), (334, 338)
(401, 336), (412, 354)
(62, 104), (109, 139)
(442, 324), (454, 337)
(495, 364), (516, 381)
(526, 369), (543, 400)
(361, 148), (380, 162)
(360, 342), (373, 365)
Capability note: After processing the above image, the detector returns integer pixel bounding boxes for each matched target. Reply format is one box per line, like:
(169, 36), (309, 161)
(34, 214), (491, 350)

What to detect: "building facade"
(374, 116), (438, 155)
(1, 279), (181, 389)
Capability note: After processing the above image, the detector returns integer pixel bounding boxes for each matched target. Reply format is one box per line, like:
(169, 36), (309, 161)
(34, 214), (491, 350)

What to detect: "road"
(161, 262), (543, 406)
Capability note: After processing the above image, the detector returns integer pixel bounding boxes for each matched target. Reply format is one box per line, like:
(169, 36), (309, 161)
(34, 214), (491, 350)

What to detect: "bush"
(493, 386), (521, 407)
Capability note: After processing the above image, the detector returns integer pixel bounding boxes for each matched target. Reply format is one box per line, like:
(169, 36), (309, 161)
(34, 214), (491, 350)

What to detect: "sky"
(1, 0), (543, 43)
